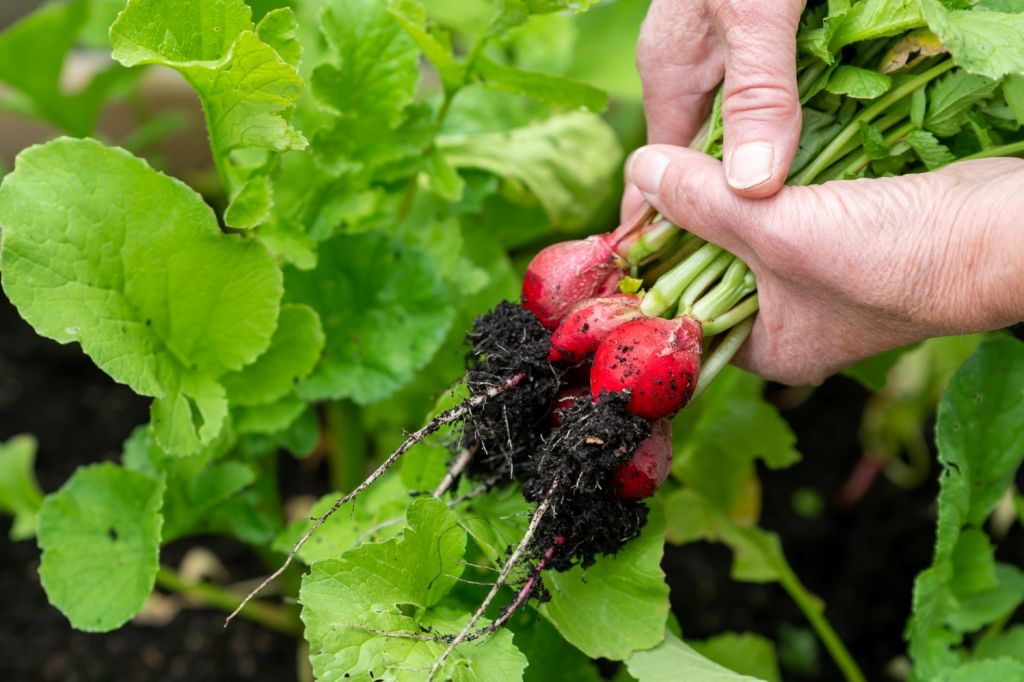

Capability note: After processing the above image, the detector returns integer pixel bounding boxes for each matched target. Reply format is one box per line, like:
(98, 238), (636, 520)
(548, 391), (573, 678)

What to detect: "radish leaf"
(541, 507), (669, 660)
(626, 631), (769, 682)
(111, 0), (307, 229)
(0, 435), (44, 541)
(299, 497), (527, 681)
(285, 231), (453, 404)
(37, 463), (164, 632)
(0, 139), (283, 455)
(907, 336), (1024, 678)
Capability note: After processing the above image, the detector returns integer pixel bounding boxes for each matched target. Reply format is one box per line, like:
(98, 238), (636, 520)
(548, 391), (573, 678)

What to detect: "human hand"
(634, 0), (804, 198)
(627, 145), (1024, 385)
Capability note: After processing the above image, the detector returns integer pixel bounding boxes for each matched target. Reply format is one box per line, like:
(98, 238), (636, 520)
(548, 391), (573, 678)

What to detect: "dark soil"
(523, 391), (650, 570)
(0, 294), (299, 682)
(461, 301), (561, 482)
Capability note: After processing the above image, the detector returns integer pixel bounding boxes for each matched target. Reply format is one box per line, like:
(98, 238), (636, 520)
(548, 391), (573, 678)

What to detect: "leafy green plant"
(1, 1), (1024, 681)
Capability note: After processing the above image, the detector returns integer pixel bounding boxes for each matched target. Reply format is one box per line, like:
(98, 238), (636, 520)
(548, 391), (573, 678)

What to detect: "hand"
(633, 0), (804, 198)
(627, 145), (1024, 385)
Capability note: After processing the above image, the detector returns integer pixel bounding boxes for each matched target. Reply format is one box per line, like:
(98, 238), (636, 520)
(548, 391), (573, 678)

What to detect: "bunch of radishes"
(522, 205), (758, 502)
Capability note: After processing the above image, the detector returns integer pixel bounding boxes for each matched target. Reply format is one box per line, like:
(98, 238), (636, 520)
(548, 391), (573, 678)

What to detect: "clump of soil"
(523, 392), (651, 570)
(460, 301), (561, 482)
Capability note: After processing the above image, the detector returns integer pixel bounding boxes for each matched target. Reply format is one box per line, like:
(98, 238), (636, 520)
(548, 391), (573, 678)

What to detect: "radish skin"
(590, 316), (702, 420)
(548, 294), (643, 364)
(521, 235), (624, 330)
(613, 419), (672, 500)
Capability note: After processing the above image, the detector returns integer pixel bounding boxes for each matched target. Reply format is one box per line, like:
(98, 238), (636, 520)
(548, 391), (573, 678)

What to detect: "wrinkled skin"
(522, 235), (624, 330)
(549, 294), (644, 364)
(627, 149), (1024, 385)
(613, 419), (673, 501)
(591, 316), (703, 420)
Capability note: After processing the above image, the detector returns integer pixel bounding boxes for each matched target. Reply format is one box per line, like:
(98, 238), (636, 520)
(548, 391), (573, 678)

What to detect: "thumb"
(626, 144), (759, 264)
(714, 2), (802, 198)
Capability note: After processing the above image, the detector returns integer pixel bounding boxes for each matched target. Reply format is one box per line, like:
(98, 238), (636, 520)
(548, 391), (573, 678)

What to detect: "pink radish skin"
(590, 316), (702, 420)
(548, 294), (644, 364)
(613, 419), (672, 501)
(521, 235), (624, 330)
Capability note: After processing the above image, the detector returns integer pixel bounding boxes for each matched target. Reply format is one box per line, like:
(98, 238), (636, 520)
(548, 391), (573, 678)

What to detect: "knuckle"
(721, 81), (800, 121)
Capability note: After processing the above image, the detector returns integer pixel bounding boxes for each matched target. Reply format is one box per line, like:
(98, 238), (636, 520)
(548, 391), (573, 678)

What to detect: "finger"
(626, 144), (761, 264)
(620, 182), (646, 224)
(638, 0), (725, 146)
(713, 0), (803, 197)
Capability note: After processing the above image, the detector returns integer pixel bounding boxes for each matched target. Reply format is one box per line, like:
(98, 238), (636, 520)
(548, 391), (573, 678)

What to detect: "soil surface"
(0, 295), (299, 682)
(3, 287), (1022, 681)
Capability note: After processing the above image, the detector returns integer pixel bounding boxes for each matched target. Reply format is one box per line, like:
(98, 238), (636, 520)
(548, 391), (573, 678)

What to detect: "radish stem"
(693, 317), (754, 399)
(641, 242), (723, 317)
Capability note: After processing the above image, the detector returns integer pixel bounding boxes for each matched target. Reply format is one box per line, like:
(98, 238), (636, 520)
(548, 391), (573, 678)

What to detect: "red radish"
(521, 235), (625, 330)
(590, 316), (702, 420)
(613, 419), (672, 500)
(548, 294), (644, 364)
(549, 386), (589, 427)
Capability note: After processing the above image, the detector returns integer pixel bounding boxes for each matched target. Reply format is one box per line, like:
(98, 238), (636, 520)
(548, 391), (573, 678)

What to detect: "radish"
(590, 316), (703, 420)
(612, 419), (672, 500)
(548, 294), (644, 364)
(521, 235), (625, 329)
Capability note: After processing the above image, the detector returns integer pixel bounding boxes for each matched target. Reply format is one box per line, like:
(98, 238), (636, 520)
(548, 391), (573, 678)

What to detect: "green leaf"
(110, 0), (307, 229)
(0, 435), (44, 540)
(671, 367), (799, 514)
(389, 0), (464, 91)
(300, 497), (527, 681)
(0, 139), (283, 455)
(826, 65), (892, 99)
(925, 70), (1001, 136)
(0, 0), (136, 135)
(511, 614), (604, 682)
(843, 345), (916, 390)
(908, 336), (1024, 678)
(475, 56), (608, 112)
(284, 231), (454, 404)
(37, 463), (163, 632)
(256, 7), (301, 68)
(272, 475), (410, 564)
(541, 507), (670, 660)
(829, 0), (925, 51)
(907, 129), (958, 169)
(626, 631), (768, 682)
(974, 625), (1024, 664)
(939, 658), (1024, 682)
(858, 121), (892, 160)
(690, 633), (782, 682)
(922, 0), (1024, 80)
(122, 425), (258, 542)
(221, 304), (324, 406)
(232, 394), (308, 434)
(311, 0), (421, 176)
(1003, 75), (1024, 125)
(439, 112), (621, 229)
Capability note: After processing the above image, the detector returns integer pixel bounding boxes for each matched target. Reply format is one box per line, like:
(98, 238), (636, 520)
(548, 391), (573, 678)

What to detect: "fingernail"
(628, 147), (670, 195)
(727, 142), (774, 190)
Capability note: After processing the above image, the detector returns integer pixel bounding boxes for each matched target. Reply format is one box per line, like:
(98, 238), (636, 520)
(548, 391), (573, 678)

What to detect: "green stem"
(640, 243), (722, 317)
(690, 260), (755, 321)
(792, 59), (955, 185)
(701, 294), (760, 336)
(777, 569), (867, 682)
(692, 317), (754, 399)
(622, 219), (681, 266)
(155, 566), (302, 637)
(324, 400), (369, 494)
(958, 139), (1024, 162)
(679, 251), (734, 310)
(642, 233), (705, 284)
(822, 119), (917, 181)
